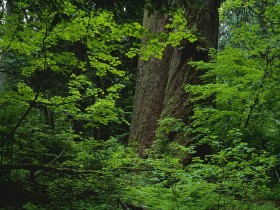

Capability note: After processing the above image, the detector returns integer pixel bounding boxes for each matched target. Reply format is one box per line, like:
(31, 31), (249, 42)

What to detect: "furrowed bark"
(130, 1), (220, 151)
(129, 10), (170, 148)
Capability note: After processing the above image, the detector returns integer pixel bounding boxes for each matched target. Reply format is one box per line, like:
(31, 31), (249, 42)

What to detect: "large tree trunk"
(129, 1), (220, 149)
(161, 0), (220, 118)
(129, 11), (171, 148)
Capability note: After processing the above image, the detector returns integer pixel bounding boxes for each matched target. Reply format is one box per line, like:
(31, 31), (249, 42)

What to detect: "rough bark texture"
(129, 11), (171, 148)
(129, 0), (220, 149)
(161, 0), (220, 119)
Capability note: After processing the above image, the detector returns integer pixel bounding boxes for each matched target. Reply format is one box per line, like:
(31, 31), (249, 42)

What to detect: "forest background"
(0, 0), (280, 209)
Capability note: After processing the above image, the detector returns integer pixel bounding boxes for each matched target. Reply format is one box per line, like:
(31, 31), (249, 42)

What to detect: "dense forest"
(0, 0), (280, 209)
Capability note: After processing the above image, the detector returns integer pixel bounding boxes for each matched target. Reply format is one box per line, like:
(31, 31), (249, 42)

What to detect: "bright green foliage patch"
(0, 0), (280, 209)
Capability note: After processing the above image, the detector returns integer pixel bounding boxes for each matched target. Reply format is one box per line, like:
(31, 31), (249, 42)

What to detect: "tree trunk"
(129, 1), (220, 149)
(129, 10), (171, 148)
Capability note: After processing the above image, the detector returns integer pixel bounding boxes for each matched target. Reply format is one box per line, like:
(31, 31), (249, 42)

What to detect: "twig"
(275, 171), (280, 182)
(35, 148), (65, 176)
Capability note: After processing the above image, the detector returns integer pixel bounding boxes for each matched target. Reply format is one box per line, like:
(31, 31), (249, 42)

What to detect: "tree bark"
(129, 1), (220, 149)
(129, 10), (171, 148)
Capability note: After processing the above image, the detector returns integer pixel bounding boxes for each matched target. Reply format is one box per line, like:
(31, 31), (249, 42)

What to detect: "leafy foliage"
(0, 0), (280, 209)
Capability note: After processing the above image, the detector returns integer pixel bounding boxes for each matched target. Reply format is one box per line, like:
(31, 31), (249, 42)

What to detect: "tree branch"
(0, 164), (101, 175)
(2, 91), (39, 146)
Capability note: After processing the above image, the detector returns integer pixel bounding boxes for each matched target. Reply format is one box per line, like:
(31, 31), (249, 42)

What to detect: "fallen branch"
(0, 164), (101, 175)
